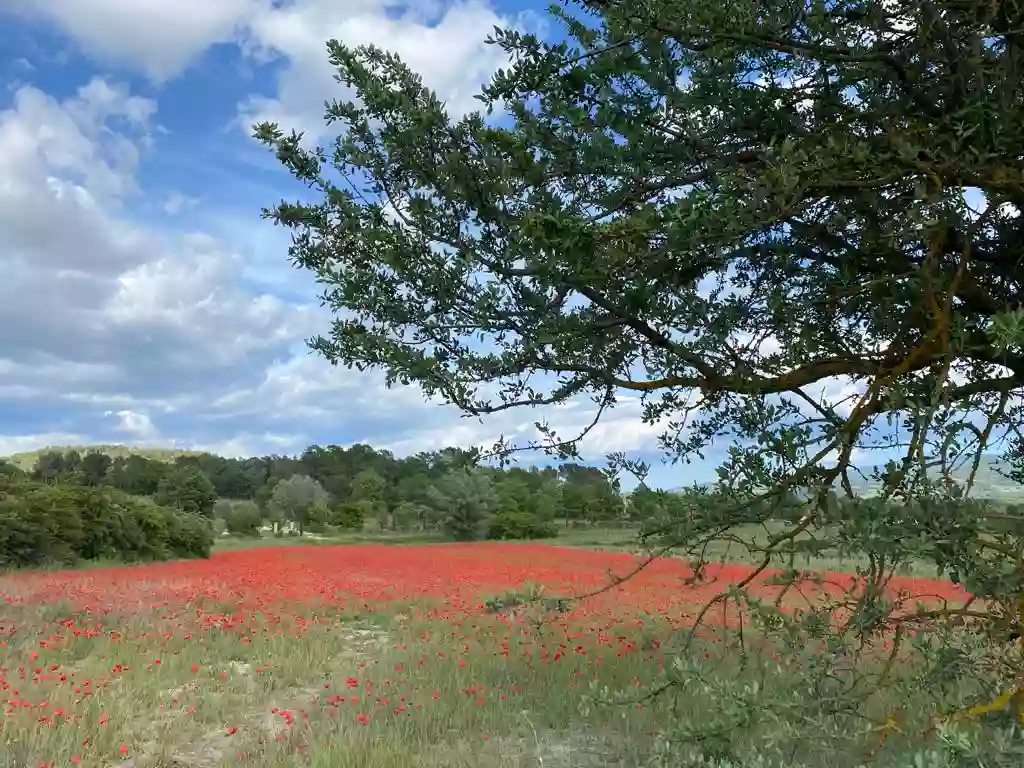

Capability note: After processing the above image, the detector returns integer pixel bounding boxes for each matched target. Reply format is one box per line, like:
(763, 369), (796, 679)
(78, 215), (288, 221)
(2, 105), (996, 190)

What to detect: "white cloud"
(163, 191), (198, 215)
(7, 0), (521, 142)
(238, 0), (513, 142)
(0, 77), (330, 444)
(0, 67), (667, 470)
(7, 0), (262, 82)
(107, 409), (158, 440)
(0, 433), (89, 457)
(373, 392), (674, 459)
(187, 432), (305, 459)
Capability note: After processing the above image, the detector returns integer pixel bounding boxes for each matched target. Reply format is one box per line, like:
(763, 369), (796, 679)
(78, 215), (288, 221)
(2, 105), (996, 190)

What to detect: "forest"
(0, 443), (633, 566)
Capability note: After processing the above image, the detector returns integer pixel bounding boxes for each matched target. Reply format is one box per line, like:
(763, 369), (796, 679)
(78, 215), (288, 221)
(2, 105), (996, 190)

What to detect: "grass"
(0, 602), (669, 767)
(1, 541), (985, 767)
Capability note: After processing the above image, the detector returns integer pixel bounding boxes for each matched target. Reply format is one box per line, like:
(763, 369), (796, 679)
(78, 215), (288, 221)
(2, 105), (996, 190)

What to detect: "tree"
(79, 451), (112, 487)
(428, 469), (495, 542)
(349, 468), (388, 525)
(0, 476), (213, 567)
(268, 474), (331, 535)
(219, 500), (263, 537)
(109, 455), (166, 496)
(31, 451), (67, 483)
(0, 461), (24, 477)
(206, 460), (256, 499)
(558, 464), (624, 524)
(394, 472), (436, 530)
(155, 466), (218, 517)
(257, 0), (1024, 742)
(254, 476), (280, 517)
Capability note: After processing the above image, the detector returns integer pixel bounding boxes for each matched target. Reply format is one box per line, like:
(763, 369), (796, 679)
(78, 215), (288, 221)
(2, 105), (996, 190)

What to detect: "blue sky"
(1, 0), (726, 488)
(0, 0), (979, 491)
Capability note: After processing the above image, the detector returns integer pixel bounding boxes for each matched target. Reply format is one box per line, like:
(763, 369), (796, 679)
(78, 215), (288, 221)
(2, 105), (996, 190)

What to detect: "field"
(0, 542), (973, 767)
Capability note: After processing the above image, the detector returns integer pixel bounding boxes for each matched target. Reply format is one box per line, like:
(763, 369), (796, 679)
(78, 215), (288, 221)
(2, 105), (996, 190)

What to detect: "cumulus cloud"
(7, 0), (522, 140)
(0, 66), (673, 464)
(0, 432), (89, 457)
(106, 409), (158, 440)
(7, 0), (262, 82)
(0, 3), (725, 477)
(163, 191), (198, 215)
(238, 0), (514, 141)
(0, 77), (327, 447)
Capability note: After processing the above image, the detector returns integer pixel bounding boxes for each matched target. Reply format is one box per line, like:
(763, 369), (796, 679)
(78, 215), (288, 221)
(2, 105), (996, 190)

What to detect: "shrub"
(0, 476), (213, 568)
(487, 510), (559, 540)
(221, 500), (263, 537)
(330, 501), (366, 530)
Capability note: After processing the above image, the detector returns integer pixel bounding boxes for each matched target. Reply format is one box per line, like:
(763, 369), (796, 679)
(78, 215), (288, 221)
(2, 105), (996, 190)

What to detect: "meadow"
(1, 537), (984, 768)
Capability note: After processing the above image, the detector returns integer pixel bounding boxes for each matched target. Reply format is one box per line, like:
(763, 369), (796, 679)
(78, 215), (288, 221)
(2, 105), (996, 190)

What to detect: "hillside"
(848, 454), (1024, 502)
(2, 444), (206, 472)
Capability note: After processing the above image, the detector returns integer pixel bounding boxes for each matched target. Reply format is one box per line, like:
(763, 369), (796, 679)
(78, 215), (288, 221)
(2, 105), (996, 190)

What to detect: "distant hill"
(2, 444), (206, 472)
(847, 454), (1024, 502)
(658, 455), (1024, 503)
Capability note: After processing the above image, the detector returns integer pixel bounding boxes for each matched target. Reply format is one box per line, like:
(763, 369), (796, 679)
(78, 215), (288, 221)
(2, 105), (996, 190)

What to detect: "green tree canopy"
(429, 469), (496, 541)
(268, 474), (331, 534)
(155, 465), (218, 518)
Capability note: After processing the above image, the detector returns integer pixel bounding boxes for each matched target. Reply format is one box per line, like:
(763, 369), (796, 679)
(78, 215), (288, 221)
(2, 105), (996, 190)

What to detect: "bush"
(330, 502), (366, 530)
(0, 476), (213, 568)
(220, 500), (262, 537)
(487, 510), (559, 540)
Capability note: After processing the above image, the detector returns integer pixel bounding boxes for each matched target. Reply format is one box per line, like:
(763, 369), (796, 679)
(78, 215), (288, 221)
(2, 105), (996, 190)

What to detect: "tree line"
(0, 443), (633, 566)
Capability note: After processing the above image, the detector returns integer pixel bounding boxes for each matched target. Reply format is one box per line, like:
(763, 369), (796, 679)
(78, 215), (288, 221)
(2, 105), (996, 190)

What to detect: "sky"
(1, 0), (1000, 491)
(0, 0), (732, 488)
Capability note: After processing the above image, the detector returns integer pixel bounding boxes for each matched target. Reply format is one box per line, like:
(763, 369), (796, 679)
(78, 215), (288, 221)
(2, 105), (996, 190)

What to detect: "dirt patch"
(138, 624), (393, 767)
(444, 725), (630, 768)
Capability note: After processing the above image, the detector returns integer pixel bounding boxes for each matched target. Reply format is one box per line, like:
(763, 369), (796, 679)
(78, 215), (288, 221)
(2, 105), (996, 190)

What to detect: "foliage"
(349, 468), (389, 525)
(330, 500), (368, 530)
(429, 469), (496, 541)
(155, 465), (218, 517)
(487, 510), (559, 540)
(0, 460), (24, 477)
(268, 474), (332, 534)
(78, 450), (112, 486)
(256, 0), (1024, 742)
(0, 476), (212, 567)
(219, 499), (263, 537)
(304, 502), (335, 533)
(9, 444), (625, 540)
(109, 454), (169, 496)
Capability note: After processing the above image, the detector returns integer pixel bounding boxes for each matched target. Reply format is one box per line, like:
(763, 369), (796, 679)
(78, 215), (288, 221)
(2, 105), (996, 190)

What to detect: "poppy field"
(1, 543), (973, 767)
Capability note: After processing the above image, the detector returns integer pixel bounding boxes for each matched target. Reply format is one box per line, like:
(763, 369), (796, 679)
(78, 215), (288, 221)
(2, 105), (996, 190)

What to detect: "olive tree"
(268, 474), (331, 535)
(257, 0), (1024, 751)
(428, 469), (496, 541)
